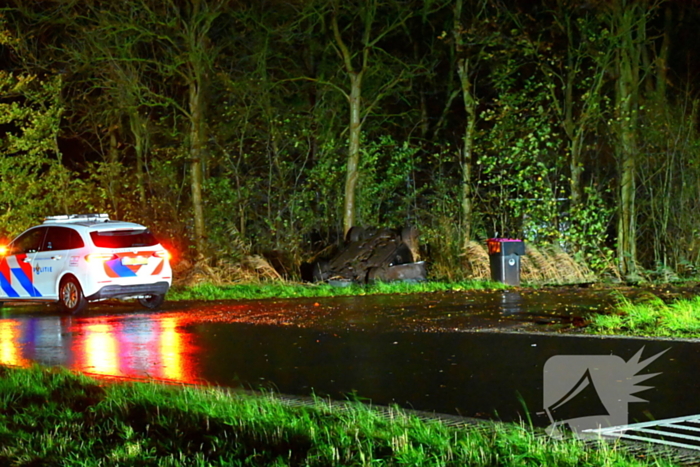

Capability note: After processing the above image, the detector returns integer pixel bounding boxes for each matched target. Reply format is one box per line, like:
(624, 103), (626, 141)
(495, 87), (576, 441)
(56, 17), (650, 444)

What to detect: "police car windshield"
(90, 230), (158, 248)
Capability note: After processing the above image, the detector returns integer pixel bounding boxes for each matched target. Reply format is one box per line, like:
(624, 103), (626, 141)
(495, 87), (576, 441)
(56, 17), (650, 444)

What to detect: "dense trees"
(1, 0), (699, 281)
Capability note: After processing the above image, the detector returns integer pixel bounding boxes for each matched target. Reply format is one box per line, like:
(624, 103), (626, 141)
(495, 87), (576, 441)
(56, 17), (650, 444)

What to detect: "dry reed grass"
(242, 255), (283, 281)
(522, 245), (561, 284)
(522, 244), (594, 284)
(548, 244), (593, 283)
(461, 240), (491, 280)
(174, 255), (283, 286)
(462, 242), (595, 285)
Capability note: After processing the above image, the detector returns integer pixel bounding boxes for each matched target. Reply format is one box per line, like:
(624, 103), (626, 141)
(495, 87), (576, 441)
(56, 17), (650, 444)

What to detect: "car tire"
(392, 243), (414, 265)
(60, 276), (88, 314)
(312, 260), (330, 282)
(366, 267), (378, 283)
(346, 226), (366, 243)
(401, 226), (419, 248)
(139, 294), (165, 309)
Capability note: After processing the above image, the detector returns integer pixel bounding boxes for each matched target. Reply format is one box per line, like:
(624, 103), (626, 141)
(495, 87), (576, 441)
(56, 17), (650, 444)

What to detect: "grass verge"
(588, 293), (700, 338)
(167, 280), (506, 302)
(0, 365), (677, 466)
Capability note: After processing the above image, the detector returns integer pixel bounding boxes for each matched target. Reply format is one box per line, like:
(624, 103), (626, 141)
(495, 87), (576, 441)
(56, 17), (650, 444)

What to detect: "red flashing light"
(154, 250), (171, 261)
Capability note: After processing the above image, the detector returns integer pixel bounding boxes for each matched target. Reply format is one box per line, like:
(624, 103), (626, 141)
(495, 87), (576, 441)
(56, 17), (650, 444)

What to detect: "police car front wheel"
(139, 294), (165, 309)
(60, 276), (88, 314)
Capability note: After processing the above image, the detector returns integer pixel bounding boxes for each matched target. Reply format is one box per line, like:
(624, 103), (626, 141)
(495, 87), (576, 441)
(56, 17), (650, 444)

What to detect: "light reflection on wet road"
(0, 311), (201, 383)
(1, 288), (699, 426)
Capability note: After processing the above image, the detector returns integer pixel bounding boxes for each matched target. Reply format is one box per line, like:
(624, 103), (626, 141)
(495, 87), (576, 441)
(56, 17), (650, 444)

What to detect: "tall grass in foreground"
(589, 294), (700, 338)
(0, 365), (677, 466)
(168, 280), (507, 302)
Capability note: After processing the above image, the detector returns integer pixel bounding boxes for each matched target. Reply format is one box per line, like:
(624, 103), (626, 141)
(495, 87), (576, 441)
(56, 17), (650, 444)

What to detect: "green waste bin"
(487, 238), (525, 286)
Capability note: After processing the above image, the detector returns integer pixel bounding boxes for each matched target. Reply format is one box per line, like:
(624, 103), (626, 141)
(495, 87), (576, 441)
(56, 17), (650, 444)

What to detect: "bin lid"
(487, 238), (525, 255)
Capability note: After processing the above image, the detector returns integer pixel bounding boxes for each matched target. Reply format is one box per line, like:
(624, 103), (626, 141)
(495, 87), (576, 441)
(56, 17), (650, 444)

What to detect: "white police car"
(0, 214), (172, 313)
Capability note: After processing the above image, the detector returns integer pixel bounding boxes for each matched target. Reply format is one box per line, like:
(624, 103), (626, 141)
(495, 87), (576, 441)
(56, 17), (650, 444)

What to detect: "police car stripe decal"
(0, 258), (20, 298)
(105, 258), (138, 278)
(16, 255), (34, 286)
(0, 273), (20, 297)
(11, 268), (42, 297)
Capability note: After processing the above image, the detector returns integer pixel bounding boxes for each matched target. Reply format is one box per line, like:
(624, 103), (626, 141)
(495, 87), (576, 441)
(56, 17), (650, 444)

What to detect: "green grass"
(167, 280), (507, 302)
(589, 293), (700, 338)
(0, 365), (677, 466)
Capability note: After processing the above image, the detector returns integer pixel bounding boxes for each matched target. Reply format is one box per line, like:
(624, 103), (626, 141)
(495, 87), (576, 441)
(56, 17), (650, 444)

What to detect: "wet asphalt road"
(1, 289), (699, 427)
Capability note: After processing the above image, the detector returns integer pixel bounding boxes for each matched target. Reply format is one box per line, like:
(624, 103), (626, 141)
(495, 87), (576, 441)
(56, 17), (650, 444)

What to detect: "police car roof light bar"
(43, 213), (111, 224)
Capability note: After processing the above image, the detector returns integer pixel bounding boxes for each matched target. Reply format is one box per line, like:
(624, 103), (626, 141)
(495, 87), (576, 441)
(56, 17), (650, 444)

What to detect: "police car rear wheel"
(139, 294), (165, 309)
(60, 277), (87, 314)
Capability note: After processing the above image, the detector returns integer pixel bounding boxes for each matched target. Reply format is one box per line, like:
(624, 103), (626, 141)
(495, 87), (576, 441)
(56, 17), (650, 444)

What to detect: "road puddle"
(174, 287), (620, 332)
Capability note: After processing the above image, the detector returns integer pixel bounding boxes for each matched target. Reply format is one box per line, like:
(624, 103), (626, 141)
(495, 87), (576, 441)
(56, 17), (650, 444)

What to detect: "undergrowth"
(0, 365), (677, 466)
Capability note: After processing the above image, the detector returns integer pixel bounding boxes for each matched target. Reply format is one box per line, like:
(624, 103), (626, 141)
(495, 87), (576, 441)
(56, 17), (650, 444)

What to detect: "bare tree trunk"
(331, 4), (368, 237)
(180, 0), (221, 262)
(108, 126), (120, 217)
(343, 71), (363, 236)
(655, 7), (671, 102)
(453, 0), (480, 246)
(564, 49), (583, 209)
(614, 0), (643, 278)
(189, 79), (206, 260)
(326, 0), (412, 237)
(650, 6), (672, 268)
(128, 110), (148, 210)
(457, 57), (476, 245)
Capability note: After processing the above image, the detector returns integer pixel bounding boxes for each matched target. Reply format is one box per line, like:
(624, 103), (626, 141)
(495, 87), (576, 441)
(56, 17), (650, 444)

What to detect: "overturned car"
(309, 226), (427, 284)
